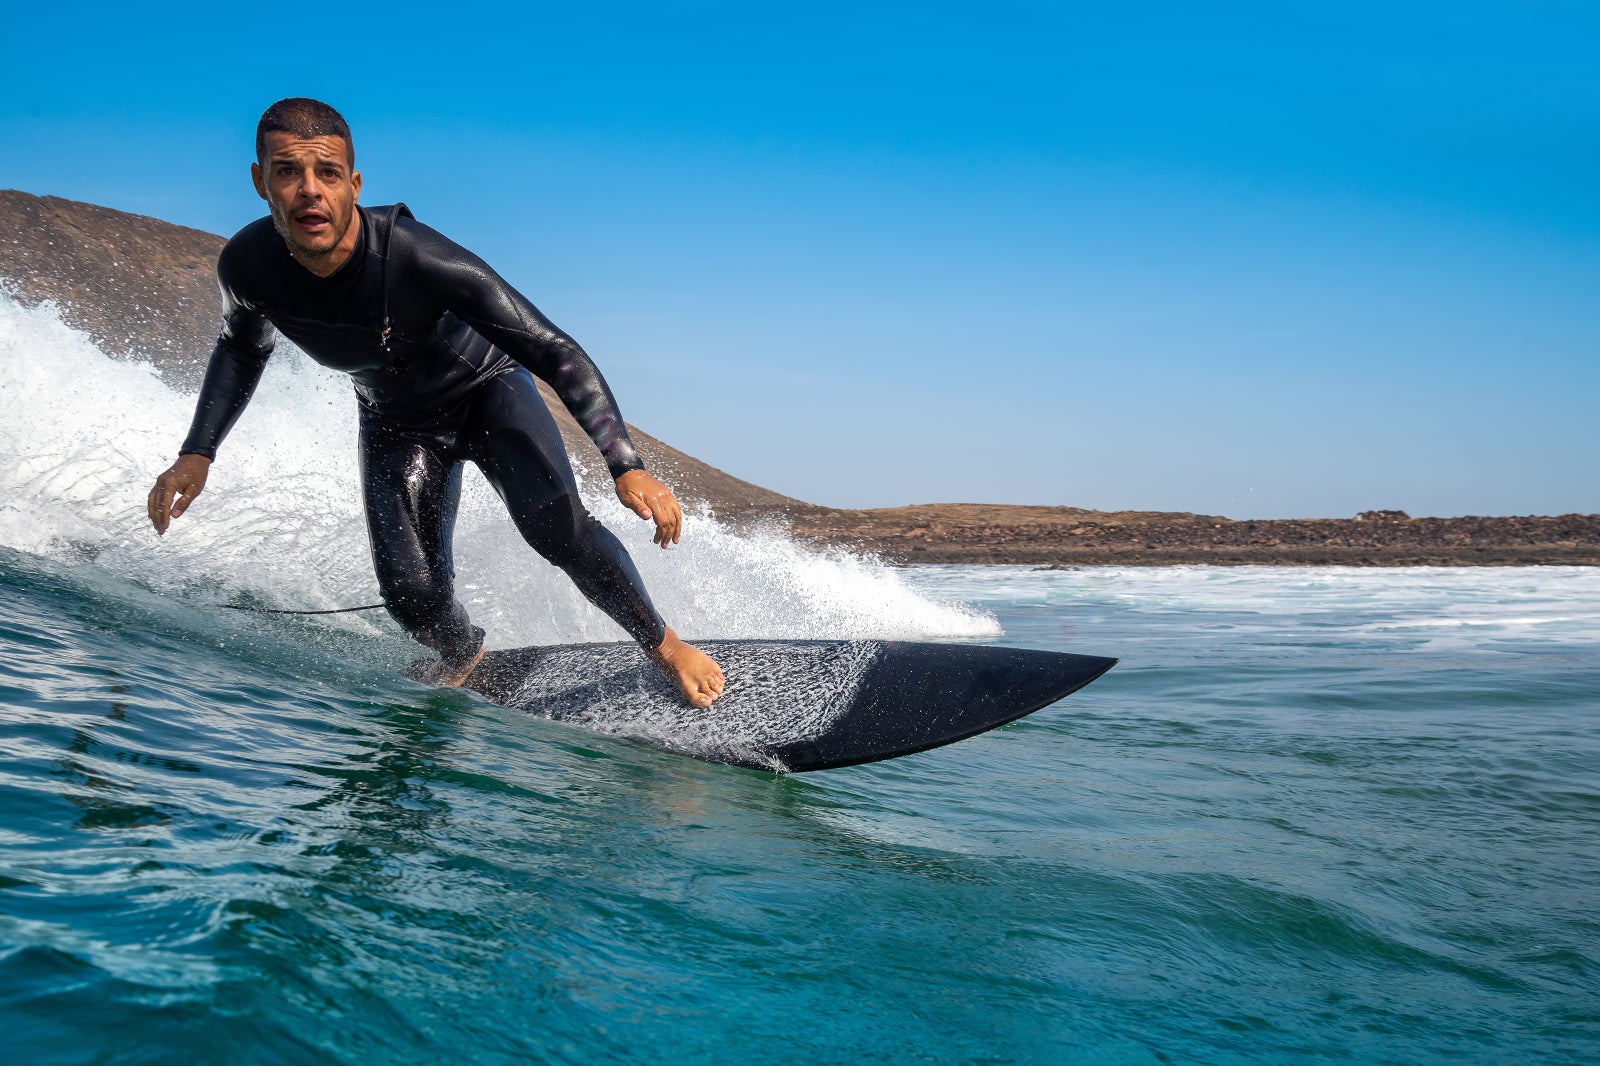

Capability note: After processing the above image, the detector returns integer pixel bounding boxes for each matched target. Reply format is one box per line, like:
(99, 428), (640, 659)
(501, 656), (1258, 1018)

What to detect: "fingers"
(615, 472), (685, 547)
(148, 467), (202, 535)
(170, 488), (195, 520)
(652, 491), (682, 547)
(148, 476), (173, 535)
(666, 498), (682, 546)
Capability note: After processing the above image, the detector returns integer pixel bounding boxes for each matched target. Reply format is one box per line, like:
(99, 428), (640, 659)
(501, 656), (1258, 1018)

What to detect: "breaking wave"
(0, 290), (998, 648)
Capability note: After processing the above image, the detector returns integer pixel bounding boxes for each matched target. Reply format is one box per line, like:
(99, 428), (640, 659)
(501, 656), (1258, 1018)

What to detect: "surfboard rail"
(465, 639), (1117, 773)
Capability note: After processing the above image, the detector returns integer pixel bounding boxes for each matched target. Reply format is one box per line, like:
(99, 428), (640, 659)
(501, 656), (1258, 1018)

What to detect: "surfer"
(146, 97), (724, 706)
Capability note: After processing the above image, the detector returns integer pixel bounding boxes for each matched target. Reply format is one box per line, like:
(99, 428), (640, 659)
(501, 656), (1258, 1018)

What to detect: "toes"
(656, 642), (725, 707)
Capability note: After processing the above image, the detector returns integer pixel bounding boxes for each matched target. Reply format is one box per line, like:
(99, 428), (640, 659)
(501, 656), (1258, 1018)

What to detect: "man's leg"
(360, 423), (484, 683)
(465, 372), (723, 706)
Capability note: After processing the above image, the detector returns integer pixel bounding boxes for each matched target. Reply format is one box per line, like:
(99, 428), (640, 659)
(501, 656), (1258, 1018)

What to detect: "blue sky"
(2, 1), (1596, 517)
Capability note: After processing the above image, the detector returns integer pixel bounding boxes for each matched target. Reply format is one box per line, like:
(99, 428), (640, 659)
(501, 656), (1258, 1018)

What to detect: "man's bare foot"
(405, 636), (486, 688)
(649, 628), (725, 708)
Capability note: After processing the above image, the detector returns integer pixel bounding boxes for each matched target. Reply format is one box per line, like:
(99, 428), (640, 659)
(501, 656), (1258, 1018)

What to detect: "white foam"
(0, 292), (996, 645)
(907, 564), (1600, 651)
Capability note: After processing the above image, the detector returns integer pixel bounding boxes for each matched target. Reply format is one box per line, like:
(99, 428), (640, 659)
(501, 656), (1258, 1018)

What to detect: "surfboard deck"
(464, 639), (1117, 773)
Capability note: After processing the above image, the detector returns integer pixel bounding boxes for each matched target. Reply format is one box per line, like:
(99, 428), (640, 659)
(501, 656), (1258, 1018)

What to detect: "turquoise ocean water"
(2, 294), (1598, 1062)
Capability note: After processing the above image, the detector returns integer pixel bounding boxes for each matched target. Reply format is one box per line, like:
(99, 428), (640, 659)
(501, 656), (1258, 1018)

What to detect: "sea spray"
(0, 291), (997, 645)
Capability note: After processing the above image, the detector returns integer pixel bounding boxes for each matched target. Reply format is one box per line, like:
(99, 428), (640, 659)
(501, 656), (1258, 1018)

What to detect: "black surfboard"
(464, 639), (1117, 773)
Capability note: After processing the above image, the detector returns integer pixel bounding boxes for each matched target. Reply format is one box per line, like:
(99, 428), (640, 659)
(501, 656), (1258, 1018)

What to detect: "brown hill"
(3, 189), (1595, 565)
(774, 504), (1600, 567)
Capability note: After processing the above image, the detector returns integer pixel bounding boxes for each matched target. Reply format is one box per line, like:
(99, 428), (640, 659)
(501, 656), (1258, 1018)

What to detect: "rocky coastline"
(741, 504), (1600, 567)
(4, 189), (1595, 567)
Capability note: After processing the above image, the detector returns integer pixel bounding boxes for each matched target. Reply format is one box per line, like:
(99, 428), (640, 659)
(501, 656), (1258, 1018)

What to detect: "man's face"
(250, 131), (362, 273)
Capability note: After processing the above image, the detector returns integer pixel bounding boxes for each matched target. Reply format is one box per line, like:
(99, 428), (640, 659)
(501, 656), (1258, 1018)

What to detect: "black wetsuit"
(180, 204), (665, 656)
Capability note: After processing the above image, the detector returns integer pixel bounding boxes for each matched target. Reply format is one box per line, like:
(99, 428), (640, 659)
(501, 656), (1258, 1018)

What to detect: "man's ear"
(250, 162), (267, 201)
(351, 169), (362, 201)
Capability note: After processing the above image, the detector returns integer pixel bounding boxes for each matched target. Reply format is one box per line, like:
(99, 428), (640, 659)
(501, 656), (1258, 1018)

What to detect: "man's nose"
(300, 168), (323, 198)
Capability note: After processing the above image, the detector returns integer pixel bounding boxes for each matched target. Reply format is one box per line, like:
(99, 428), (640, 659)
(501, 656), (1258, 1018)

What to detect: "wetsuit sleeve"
(178, 271), (277, 460)
(400, 222), (645, 479)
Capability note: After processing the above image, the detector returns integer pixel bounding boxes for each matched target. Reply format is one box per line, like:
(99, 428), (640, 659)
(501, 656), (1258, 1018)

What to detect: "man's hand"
(148, 454), (212, 536)
(615, 469), (684, 547)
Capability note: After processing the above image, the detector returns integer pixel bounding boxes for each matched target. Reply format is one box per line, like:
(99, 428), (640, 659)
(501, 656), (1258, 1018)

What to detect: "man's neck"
(288, 209), (362, 278)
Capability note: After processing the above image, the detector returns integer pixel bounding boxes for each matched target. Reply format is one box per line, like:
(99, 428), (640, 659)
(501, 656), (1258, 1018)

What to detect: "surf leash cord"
(219, 602), (386, 615)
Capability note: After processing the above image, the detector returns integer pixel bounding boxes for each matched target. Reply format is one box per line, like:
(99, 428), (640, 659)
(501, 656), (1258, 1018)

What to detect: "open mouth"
(295, 210), (331, 232)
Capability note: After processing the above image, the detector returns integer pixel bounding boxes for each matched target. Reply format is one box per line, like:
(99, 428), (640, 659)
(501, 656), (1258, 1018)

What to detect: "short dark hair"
(255, 98), (354, 165)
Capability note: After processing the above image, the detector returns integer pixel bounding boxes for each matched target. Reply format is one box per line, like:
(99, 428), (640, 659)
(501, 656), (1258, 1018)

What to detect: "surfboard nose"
(773, 643), (1118, 772)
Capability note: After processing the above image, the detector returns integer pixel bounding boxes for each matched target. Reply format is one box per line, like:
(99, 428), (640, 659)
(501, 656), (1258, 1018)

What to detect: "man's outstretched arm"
(148, 282), (277, 535)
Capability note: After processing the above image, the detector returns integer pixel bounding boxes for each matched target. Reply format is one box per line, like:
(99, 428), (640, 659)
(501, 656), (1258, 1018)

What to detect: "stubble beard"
(270, 198), (352, 266)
